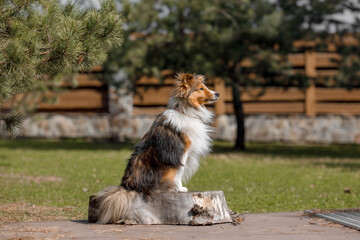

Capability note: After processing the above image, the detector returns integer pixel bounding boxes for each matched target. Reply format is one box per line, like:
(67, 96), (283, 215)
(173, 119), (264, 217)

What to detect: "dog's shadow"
(70, 220), (91, 224)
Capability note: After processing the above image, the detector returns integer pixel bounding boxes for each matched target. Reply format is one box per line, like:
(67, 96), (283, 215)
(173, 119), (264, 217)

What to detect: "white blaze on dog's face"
(175, 73), (220, 109)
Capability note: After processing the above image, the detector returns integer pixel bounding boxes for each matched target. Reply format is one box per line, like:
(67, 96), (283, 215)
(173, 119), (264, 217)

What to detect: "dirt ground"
(0, 212), (358, 240)
(0, 203), (83, 224)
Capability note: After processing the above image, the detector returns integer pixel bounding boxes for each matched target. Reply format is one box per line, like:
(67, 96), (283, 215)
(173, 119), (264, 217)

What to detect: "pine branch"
(7, 0), (32, 18)
(0, 0), (124, 134)
(0, 111), (22, 135)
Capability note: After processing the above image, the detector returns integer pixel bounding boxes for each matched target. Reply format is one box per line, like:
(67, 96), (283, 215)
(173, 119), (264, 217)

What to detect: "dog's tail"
(93, 185), (137, 224)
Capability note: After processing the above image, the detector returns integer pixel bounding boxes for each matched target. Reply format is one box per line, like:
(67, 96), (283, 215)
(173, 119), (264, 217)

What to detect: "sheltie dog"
(94, 73), (219, 224)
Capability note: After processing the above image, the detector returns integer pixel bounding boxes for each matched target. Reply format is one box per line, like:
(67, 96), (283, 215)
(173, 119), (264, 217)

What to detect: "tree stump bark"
(88, 191), (234, 225)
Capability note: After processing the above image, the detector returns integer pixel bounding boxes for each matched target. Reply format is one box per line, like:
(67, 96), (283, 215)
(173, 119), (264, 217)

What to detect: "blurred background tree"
(0, 0), (124, 134)
(279, 0), (360, 89)
(105, 0), (359, 150)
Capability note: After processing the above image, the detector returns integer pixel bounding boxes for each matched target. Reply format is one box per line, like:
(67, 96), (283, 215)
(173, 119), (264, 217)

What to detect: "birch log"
(88, 191), (234, 225)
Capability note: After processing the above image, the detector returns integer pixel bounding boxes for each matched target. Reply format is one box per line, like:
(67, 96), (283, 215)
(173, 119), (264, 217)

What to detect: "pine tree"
(0, 0), (124, 134)
(319, 1), (360, 89)
(278, 0), (360, 89)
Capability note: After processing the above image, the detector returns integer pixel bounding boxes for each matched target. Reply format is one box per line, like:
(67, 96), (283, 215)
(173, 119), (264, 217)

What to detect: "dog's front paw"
(178, 186), (188, 192)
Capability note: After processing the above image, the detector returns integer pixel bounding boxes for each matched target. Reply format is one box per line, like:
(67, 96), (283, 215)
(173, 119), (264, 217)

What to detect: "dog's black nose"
(215, 92), (220, 97)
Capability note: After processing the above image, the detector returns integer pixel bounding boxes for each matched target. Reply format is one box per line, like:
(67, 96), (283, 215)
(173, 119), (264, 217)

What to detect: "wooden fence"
(4, 67), (108, 113)
(8, 50), (359, 116)
(133, 51), (360, 116)
(133, 76), (360, 116)
(39, 72), (108, 113)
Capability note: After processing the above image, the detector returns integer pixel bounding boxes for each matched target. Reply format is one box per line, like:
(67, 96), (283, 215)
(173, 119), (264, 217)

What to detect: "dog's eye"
(199, 88), (204, 91)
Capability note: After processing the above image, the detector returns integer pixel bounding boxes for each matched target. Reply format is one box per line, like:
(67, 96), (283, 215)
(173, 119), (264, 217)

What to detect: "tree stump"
(88, 191), (234, 225)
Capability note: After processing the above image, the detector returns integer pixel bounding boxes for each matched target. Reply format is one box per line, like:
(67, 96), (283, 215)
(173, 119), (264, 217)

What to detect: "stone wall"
(215, 115), (360, 144)
(11, 113), (360, 144)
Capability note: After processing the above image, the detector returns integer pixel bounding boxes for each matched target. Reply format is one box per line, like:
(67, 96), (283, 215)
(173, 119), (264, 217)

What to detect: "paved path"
(0, 212), (358, 240)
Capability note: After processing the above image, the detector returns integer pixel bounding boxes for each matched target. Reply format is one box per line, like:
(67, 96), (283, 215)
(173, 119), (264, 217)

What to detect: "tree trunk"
(88, 191), (235, 225)
(231, 81), (246, 150)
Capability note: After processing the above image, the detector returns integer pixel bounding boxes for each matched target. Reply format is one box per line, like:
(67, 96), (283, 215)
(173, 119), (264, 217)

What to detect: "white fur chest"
(163, 109), (213, 155)
(183, 117), (212, 157)
(163, 109), (213, 182)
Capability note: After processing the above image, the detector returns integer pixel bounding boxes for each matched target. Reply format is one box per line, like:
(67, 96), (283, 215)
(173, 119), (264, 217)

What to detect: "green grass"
(0, 139), (359, 221)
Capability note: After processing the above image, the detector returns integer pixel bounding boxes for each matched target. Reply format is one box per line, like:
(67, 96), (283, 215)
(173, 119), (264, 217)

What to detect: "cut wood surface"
(88, 191), (234, 225)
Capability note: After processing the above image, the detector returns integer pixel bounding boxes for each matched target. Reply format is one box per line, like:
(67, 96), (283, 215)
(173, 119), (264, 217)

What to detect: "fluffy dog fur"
(94, 73), (219, 224)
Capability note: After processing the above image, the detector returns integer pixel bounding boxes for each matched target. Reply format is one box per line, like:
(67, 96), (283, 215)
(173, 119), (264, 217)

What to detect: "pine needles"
(0, 0), (124, 134)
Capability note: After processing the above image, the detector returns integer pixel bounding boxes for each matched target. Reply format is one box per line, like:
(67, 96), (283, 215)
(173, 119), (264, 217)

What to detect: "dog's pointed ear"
(194, 75), (205, 83)
(176, 72), (194, 85)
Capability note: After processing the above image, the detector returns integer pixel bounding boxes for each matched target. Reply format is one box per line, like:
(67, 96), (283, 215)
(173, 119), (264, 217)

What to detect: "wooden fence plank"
(3, 88), (107, 111)
(288, 54), (305, 67)
(305, 50), (317, 116)
(76, 74), (105, 87)
(293, 35), (359, 49)
(38, 88), (107, 110)
(133, 107), (167, 115)
(136, 70), (176, 85)
(315, 53), (341, 68)
(305, 50), (317, 77)
(305, 83), (316, 116)
(52, 74), (105, 87)
(133, 87), (172, 106)
(316, 88), (360, 101)
(136, 76), (176, 85)
(223, 87), (305, 102)
(317, 70), (339, 76)
(240, 54), (306, 68)
(225, 102), (305, 114)
(90, 65), (104, 72)
(317, 103), (360, 115)
(239, 53), (306, 68)
(214, 78), (226, 115)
